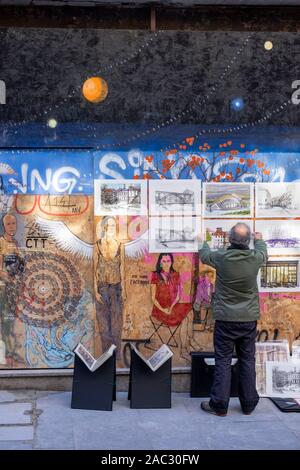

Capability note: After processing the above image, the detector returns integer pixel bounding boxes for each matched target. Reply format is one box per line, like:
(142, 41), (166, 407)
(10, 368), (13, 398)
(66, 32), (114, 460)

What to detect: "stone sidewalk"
(0, 390), (299, 450)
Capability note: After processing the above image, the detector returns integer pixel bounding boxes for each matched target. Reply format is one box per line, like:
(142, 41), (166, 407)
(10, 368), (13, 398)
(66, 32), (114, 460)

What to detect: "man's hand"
(253, 232), (263, 241)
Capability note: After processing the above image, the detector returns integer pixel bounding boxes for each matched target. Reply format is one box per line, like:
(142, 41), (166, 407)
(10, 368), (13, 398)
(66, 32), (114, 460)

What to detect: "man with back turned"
(199, 223), (268, 417)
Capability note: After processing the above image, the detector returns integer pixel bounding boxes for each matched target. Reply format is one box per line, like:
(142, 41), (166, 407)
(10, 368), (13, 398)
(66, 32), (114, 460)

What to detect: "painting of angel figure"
(35, 214), (149, 364)
(94, 179), (147, 216)
(255, 220), (300, 255)
(256, 183), (300, 218)
(203, 183), (254, 218)
(149, 180), (201, 216)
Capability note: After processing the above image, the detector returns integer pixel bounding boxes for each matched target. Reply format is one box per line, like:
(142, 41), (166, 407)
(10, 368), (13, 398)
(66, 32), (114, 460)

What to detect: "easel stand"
(190, 351), (239, 398)
(71, 352), (116, 411)
(128, 349), (172, 409)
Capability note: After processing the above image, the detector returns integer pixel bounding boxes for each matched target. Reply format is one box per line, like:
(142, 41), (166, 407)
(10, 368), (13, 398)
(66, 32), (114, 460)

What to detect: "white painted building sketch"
(256, 183), (300, 217)
(256, 341), (290, 396)
(149, 180), (201, 216)
(266, 362), (300, 398)
(255, 220), (300, 255)
(203, 183), (254, 218)
(203, 219), (254, 251)
(149, 216), (200, 253)
(94, 179), (147, 215)
(258, 257), (300, 293)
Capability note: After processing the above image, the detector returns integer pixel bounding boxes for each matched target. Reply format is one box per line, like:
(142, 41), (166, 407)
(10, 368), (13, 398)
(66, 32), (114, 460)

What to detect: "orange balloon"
(82, 77), (108, 103)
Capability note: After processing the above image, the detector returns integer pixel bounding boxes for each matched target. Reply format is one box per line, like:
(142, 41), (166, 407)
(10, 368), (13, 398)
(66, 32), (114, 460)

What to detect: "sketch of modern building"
(262, 189), (292, 210)
(261, 260), (299, 289)
(155, 189), (194, 210)
(256, 183), (300, 217)
(209, 193), (243, 212)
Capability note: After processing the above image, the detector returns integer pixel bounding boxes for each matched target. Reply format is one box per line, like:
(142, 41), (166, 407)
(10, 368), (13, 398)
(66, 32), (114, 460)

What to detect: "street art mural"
(0, 192), (94, 369)
(1, 28), (300, 370)
(0, 147), (300, 369)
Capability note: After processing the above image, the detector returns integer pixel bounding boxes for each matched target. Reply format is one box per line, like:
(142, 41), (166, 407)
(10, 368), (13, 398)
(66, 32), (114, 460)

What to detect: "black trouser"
(209, 320), (259, 413)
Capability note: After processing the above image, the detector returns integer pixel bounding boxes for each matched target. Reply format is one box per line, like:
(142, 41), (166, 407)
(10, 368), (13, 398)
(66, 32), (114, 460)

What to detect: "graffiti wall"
(0, 147), (300, 368)
(1, 28), (300, 368)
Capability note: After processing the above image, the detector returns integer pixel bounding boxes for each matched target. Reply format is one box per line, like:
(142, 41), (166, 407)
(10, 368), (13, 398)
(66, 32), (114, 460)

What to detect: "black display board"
(71, 352), (116, 411)
(128, 348), (172, 409)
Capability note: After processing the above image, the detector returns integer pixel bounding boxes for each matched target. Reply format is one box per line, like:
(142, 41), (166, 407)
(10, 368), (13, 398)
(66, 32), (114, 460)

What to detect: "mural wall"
(0, 148), (299, 369)
(1, 28), (300, 368)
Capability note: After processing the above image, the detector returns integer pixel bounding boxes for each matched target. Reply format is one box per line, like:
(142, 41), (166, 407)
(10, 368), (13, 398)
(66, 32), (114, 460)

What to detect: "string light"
(96, 33), (255, 150)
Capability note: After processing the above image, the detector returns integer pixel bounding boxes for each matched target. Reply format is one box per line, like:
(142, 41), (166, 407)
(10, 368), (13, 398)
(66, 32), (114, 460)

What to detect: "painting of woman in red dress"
(150, 253), (201, 359)
(151, 253), (191, 327)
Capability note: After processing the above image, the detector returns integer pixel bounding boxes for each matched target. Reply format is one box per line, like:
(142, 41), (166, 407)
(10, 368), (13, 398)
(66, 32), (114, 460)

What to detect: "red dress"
(151, 271), (192, 327)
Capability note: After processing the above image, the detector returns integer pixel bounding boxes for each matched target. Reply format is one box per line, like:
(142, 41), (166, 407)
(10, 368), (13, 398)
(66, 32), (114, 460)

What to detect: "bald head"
(229, 223), (251, 248)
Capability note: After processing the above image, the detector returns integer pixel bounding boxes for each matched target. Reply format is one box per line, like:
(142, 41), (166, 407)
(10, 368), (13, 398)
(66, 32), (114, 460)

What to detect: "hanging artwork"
(149, 180), (201, 216)
(258, 257), (300, 292)
(94, 179), (147, 216)
(203, 183), (254, 218)
(149, 216), (200, 253)
(203, 219), (254, 250)
(256, 183), (300, 218)
(255, 220), (300, 255)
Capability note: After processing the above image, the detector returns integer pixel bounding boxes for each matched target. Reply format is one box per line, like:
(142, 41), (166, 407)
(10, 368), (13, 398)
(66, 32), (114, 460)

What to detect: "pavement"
(0, 391), (299, 450)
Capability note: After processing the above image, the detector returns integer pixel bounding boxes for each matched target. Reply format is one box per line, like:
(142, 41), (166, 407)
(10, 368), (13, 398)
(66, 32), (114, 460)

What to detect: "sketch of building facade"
(273, 367), (300, 388)
(266, 362), (300, 397)
(149, 180), (201, 216)
(260, 260), (299, 290)
(101, 185), (140, 207)
(155, 189), (194, 211)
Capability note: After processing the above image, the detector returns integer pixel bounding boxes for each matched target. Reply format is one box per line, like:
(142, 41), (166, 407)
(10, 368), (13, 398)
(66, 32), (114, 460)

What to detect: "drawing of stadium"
(203, 183), (253, 218)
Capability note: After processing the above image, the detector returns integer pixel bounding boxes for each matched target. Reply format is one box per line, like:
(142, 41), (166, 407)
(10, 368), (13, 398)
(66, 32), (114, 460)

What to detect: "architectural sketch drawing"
(94, 179), (147, 215)
(149, 180), (201, 216)
(255, 220), (300, 255)
(203, 183), (254, 218)
(256, 183), (300, 217)
(258, 257), (300, 292)
(266, 361), (300, 398)
(203, 219), (254, 251)
(256, 341), (290, 396)
(149, 216), (200, 253)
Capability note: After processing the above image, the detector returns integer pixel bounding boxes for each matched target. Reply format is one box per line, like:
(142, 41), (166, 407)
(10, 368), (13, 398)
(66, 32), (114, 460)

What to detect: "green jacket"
(199, 239), (268, 322)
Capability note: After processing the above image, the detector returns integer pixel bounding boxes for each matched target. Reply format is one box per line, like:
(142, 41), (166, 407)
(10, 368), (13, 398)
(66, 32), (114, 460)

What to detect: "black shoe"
(201, 401), (227, 417)
(242, 410), (253, 415)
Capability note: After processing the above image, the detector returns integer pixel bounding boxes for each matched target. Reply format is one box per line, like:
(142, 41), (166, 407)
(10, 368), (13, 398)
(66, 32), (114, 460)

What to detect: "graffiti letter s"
(99, 153), (126, 179)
